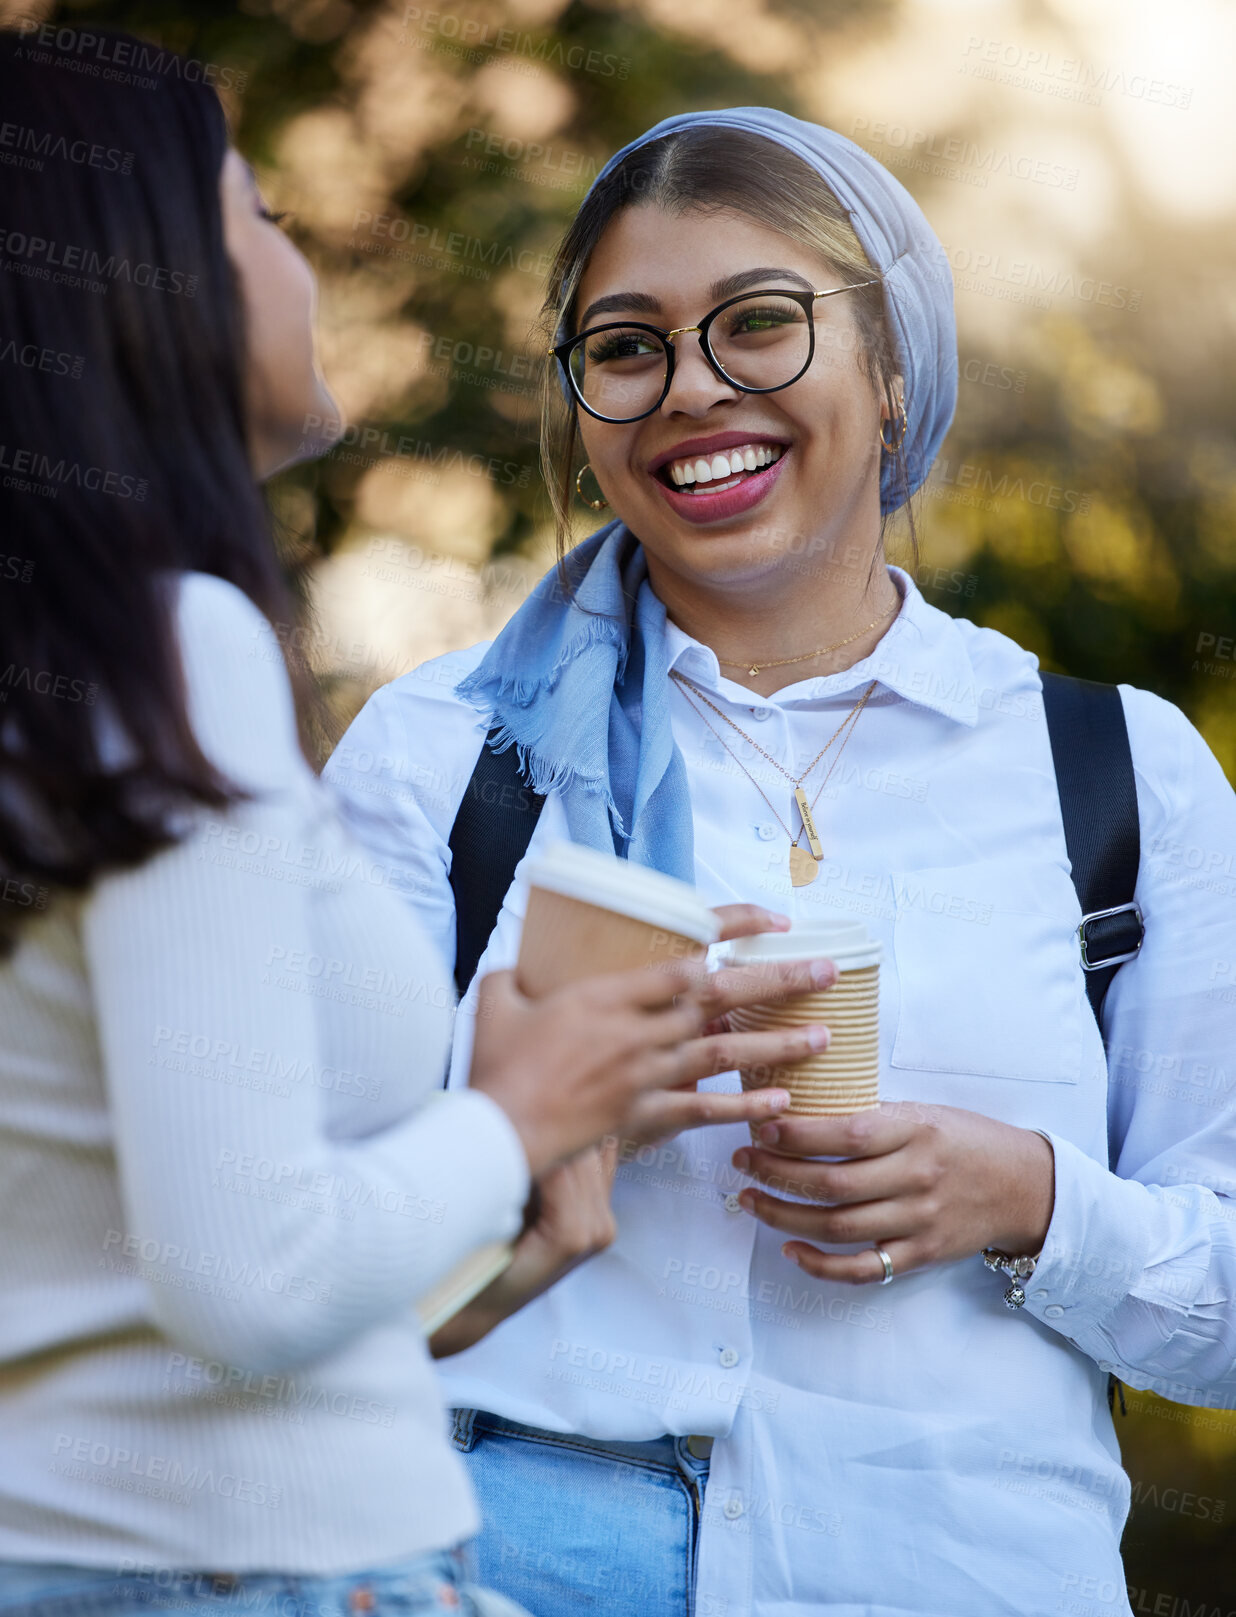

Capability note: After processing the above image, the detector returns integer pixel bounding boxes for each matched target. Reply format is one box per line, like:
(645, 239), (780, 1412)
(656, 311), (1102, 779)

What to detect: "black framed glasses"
(549, 280), (881, 424)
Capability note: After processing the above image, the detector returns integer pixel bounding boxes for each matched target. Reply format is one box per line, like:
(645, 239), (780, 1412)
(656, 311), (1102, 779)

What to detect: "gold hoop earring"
(575, 463), (609, 510)
(880, 397), (908, 453)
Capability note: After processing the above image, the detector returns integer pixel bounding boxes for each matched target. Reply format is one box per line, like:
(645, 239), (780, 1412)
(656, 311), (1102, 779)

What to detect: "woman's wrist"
(427, 1295), (505, 1358)
(987, 1126), (1056, 1255)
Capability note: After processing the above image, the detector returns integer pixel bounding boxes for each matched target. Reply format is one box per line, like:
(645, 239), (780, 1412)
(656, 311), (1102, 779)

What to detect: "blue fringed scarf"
(456, 522), (696, 882)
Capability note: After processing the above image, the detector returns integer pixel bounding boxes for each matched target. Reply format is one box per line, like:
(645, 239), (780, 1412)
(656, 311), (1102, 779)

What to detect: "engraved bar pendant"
(793, 786), (824, 860)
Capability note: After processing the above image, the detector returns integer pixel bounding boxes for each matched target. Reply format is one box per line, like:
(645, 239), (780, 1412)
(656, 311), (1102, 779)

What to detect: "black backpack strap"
(1040, 672), (1145, 1028)
(447, 729), (546, 999)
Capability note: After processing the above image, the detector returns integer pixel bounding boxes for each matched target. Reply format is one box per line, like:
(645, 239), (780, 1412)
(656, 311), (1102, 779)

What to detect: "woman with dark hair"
(0, 44), (825, 1617)
(328, 110), (1236, 1615)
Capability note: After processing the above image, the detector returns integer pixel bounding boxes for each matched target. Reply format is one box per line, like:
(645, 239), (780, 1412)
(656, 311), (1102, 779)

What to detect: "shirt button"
(724, 1193), (743, 1212)
(749, 709), (772, 722)
(719, 1347), (739, 1368)
(1043, 1304), (1065, 1319)
(1031, 1289), (1048, 1300)
(756, 823), (779, 842)
(724, 1495), (744, 1519)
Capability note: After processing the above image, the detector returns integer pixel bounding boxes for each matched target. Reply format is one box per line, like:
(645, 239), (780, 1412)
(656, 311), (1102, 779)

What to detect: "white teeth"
(662, 442), (785, 489)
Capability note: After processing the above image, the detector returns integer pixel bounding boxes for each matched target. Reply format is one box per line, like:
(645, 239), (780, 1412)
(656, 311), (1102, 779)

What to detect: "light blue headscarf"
(456, 108), (958, 881)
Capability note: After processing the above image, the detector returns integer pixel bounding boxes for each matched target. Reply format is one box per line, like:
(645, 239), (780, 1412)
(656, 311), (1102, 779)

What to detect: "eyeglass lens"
(568, 292), (813, 421)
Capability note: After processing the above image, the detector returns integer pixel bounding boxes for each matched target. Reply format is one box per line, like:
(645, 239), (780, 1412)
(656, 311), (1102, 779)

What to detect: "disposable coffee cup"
(724, 919), (882, 1135)
(516, 840), (721, 998)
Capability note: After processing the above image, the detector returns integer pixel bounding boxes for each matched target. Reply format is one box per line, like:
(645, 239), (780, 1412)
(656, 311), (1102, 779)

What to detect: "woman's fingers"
(732, 1142), (917, 1206)
(737, 1187), (918, 1246)
(783, 1237), (920, 1286)
(596, 1132), (620, 1178)
(530, 1148), (618, 1253)
(618, 1084), (793, 1147)
(744, 1103), (920, 1162)
(710, 904), (792, 944)
(701, 954), (837, 1018)
(676, 1023), (832, 1084)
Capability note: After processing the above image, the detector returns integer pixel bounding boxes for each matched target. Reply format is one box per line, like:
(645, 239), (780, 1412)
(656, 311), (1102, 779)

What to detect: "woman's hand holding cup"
(447, 905), (839, 1356)
(468, 903), (839, 1173)
(469, 963), (711, 1178)
(618, 903), (840, 1145)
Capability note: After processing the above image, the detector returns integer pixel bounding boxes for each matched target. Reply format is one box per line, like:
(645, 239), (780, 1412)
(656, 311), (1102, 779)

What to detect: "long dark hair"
(0, 28), (303, 951)
(538, 126), (918, 577)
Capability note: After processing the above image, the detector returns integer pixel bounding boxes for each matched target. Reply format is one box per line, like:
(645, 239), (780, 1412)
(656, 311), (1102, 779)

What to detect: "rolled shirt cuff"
(1015, 1131), (1154, 1342)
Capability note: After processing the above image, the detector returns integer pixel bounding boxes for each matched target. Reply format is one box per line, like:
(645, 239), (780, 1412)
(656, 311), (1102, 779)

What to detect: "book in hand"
(415, 1240), (515, 1338)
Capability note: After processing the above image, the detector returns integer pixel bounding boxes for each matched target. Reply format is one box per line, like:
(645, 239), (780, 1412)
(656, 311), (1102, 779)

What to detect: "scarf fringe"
(450, 525), (645, 851)
(482, 719), (628, 837)
(455, 612), (626, 711)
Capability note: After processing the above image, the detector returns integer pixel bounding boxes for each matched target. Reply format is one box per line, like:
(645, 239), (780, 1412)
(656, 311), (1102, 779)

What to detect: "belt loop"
(450, 1407), (479, 1452)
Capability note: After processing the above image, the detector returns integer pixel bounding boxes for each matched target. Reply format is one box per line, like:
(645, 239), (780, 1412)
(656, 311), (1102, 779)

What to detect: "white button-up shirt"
(325, 565), (1236, 1617)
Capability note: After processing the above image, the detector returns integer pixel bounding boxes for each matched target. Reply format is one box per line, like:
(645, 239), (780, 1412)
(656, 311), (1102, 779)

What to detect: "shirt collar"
(662, 564), (981, 728)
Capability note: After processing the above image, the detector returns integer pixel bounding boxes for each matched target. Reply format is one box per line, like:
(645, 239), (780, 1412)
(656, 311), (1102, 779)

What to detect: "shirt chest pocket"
(888, 858), (1085, 1084)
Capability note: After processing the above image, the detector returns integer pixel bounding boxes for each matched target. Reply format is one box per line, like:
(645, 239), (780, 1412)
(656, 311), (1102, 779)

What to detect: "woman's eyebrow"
(576, 267), (816, 331)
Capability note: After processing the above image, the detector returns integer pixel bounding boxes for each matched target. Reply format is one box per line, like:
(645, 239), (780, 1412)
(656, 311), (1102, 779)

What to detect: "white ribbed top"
(0, 572), (532, 1573)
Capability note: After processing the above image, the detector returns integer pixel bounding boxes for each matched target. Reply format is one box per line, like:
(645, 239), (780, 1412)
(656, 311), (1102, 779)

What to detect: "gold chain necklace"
(670, 672), (878, 886)
(716, 601), (900, 677)
(673, 672), (869, 790)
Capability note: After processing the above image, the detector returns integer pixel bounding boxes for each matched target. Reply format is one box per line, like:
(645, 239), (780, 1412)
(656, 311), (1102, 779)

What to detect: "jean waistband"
(455, 1409), (713, 1472)
(0, 1548), (476, 1613)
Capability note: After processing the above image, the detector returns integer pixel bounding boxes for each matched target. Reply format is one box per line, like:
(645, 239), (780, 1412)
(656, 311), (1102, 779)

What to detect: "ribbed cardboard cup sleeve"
(730, 962), (880, 1136)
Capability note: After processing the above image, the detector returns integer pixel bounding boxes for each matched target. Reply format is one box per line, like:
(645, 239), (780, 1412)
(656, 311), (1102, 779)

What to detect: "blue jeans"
(0, 1546), (531, 1617)
(448, 1408), (712, 1617)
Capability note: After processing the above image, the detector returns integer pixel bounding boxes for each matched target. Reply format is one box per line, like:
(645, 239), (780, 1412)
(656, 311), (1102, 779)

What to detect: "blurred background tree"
(5, 0), (1235, 1600)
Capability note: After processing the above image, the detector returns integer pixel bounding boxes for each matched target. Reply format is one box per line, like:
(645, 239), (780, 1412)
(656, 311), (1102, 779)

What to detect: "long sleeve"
(1020, 684), (1236, 1404)
(82, 574), (529, 1374)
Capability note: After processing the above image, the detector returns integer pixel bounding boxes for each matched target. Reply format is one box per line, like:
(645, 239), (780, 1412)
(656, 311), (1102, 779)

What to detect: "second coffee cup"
(724, 918), (882, 1134)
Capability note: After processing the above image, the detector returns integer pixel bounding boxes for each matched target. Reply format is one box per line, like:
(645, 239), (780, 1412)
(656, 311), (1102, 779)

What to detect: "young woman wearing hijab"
(326, 109), (1236, 1616)
(0, 47), (833, 1617)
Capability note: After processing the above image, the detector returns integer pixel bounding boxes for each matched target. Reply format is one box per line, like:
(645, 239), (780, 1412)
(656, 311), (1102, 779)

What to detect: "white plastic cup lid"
(525, 840), (721, 946)
(724, 917), (881, 971)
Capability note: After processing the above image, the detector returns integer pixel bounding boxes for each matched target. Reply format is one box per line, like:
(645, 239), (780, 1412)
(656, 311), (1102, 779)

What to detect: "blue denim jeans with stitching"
(0, 1545), (530, 1617)
(448, 1408), (711, 1617)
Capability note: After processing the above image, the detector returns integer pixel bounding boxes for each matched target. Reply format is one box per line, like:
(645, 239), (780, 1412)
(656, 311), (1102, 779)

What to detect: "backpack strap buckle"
(1078, 899), (1145, 971)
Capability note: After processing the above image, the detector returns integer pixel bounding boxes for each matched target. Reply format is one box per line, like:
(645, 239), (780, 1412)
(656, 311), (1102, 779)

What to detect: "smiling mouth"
(655, 441), (787, 494)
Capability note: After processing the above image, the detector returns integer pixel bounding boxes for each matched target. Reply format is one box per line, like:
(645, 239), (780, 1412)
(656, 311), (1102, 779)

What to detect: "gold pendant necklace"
(670, 673), (878, 886)
(788, 844), (821, 888)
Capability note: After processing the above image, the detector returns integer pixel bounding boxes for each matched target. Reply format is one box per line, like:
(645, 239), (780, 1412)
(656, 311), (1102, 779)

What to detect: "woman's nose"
(660, 331), (743, 417)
